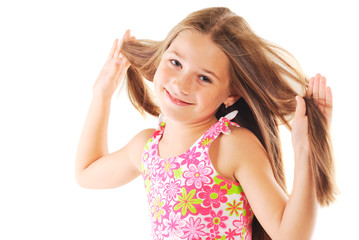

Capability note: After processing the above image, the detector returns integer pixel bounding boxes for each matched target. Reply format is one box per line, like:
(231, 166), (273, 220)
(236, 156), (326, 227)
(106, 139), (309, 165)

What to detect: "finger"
(318, 76), (327, 112)
(312, 73), (321, 104)
(113, 41), (121, 59)
(115, 29), (131, 59)
(114, 58), (131, 87)
(120, 29), (131, 45)
(306, 77), (314, 97)
(318, 76), (326, 99)
(106, 57), (122, 78)
(107, 39), (119, 61)
(325, 86), (333, 125)
(294, 96), (307, 119)
(326, 86), (333, 108)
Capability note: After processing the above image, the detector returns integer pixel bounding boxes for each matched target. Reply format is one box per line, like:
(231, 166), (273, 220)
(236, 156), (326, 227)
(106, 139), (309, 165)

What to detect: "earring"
(225, 103), (230, 108)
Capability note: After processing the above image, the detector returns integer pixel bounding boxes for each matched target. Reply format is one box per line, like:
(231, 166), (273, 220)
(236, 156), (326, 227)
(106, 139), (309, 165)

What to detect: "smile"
(165, 89), (193, 106)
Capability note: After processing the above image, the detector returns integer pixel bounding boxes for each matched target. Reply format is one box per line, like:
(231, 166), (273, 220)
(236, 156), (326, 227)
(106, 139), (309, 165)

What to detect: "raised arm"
(231, 74), (332, 239)
(278, 74), (333, 237)
(75, 30), (152, 189)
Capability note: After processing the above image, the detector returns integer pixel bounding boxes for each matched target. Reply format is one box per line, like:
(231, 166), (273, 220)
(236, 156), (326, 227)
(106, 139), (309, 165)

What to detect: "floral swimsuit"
(141, 112), (253, 240)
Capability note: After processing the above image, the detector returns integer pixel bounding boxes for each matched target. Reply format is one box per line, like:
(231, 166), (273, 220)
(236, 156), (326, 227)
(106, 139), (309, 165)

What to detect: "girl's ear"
(224, 94), (241, 107)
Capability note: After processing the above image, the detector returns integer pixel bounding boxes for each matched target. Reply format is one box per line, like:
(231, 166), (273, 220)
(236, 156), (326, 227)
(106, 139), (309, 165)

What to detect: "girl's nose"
(173, 74), (192, 95)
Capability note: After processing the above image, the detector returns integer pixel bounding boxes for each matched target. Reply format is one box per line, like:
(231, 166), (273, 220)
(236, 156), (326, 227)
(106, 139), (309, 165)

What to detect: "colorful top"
(141, 113), (253, 240)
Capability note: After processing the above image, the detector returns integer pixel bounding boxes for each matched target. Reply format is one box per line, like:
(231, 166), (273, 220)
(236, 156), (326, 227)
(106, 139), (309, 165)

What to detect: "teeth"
(166, 89), (190, 104)
(174, 96), (186, 103)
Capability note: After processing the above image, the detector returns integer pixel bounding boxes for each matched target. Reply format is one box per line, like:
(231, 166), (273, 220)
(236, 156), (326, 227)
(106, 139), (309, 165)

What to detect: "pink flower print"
(242, 209), (253, 226)
(217, 175), (240, 190)
(204, 123), (220, 139)
(205, 228), (221, 240)
(179, 146), (201, 166)
(233, 215), (250, 236)
(225, 228), (240, 240)
(202, 151), (210, 165)
(218, 119), (232, 135)
(151, 174), (163, 195)
(152, 196), (166, 222)
(151, 143), (159, 156)
(164, 178), (182, 201)
(155, 224), (165, 240)
(233, 217), (252, 240)
(225, 199), (242, 217)
(174, 188), (202, 216)
(147, 157), (160, 178)
(143, 152), (149, 163)
(153, 129), (162, 139)
(151, 222), (157, 240)
(181, 217), (206, 240)
(159, 121), (166, 131)
(159, 157), (180, 179)
(163, 211), (186, 238)
(218, 118), (239, 135)
(239, 192), (253, 224)
(144, 176), (151, 196)
(198, 184), (227, 208)
(183, 162), (213, 189)
(244, 226), (252, 240)
(240, 192), (251, 211)
(204, 209), (228, 231)
(242, 209), (253, 227)
(233, 216), (243, 231)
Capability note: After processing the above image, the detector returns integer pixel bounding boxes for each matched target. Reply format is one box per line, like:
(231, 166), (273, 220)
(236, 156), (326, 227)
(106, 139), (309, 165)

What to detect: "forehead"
(166, 30), (230, 82)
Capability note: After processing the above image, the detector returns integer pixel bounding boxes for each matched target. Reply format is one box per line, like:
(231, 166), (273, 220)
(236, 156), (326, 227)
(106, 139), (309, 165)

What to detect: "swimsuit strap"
(152, 111), (239, 144)
(198, 111), (240, 151)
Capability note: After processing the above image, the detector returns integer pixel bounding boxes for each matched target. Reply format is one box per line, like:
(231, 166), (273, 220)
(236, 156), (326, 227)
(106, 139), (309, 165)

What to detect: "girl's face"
(153, 30), (236, 124)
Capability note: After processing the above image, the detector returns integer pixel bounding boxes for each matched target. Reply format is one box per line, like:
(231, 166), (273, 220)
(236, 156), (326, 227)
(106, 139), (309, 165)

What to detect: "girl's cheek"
(154, 65), (169, 85)
(153, 65), (163, 85)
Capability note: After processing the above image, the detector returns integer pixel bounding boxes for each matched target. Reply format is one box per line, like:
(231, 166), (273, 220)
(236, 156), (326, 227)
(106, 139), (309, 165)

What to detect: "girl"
(75, 7), (336, 240)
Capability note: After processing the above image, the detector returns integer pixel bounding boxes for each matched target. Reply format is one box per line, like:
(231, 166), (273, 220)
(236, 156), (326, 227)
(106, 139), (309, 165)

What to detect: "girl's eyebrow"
(167, 50), (184, 59)
(202, 69), (220, 81)
(167, 50), (220, 81)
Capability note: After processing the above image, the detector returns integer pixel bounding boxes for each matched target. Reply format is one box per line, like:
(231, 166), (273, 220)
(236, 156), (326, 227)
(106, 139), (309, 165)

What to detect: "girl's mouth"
(165, 89), (193, 106)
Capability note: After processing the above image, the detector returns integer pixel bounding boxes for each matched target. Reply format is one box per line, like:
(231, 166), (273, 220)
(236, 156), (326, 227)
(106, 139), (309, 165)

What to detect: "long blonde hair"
(121, 7), (336, 239)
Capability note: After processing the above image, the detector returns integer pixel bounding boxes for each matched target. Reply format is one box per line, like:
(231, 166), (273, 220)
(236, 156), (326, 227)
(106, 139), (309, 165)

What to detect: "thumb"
(114, 58), (131, 87)
(294, 96), (307, 119)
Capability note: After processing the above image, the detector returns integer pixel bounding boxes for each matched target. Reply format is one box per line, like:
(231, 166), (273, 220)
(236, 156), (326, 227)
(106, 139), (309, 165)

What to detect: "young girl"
(75, 7), (336, 240)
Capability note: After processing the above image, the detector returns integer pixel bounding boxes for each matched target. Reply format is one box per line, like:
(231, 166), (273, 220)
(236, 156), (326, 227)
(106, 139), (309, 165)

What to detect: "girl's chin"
(160, 107), (194, 121)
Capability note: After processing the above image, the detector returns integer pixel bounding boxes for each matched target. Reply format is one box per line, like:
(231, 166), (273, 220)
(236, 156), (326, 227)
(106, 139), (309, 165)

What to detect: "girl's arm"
(75, 30), (151, 189)
(229, 75), (331, 239)
(277, 74), (332, 237)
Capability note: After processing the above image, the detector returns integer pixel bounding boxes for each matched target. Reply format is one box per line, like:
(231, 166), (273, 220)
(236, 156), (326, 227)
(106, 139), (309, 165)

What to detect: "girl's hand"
(292, 74), (333, 154)
(92, 30), (133, 99)
(306, 74), (333, 127)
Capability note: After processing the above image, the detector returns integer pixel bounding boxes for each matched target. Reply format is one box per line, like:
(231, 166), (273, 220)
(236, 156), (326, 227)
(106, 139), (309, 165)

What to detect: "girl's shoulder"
(126, 128), (156, 157)
(126, 128), (156, 168)
(131, 128), (157, 147)
(209, 126), (268, 181)
(225, 127), (265, 151)
(215, 126), (266, 156)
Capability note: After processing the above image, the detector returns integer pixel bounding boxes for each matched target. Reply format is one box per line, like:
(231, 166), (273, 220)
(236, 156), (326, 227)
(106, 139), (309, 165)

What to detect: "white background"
(0, 0), (358, 239)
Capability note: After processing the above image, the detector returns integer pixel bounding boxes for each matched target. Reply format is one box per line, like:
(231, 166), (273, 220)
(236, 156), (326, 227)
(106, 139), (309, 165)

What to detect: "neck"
(159, 116), (218, 158)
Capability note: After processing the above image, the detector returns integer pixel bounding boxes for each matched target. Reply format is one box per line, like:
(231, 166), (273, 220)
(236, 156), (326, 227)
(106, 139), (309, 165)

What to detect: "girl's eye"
(170, 59), (182, 68)
(200, 75), (212, 83)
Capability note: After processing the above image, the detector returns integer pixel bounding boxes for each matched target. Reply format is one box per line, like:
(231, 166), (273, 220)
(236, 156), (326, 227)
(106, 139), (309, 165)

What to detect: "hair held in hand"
(121, 7), (337, 240)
